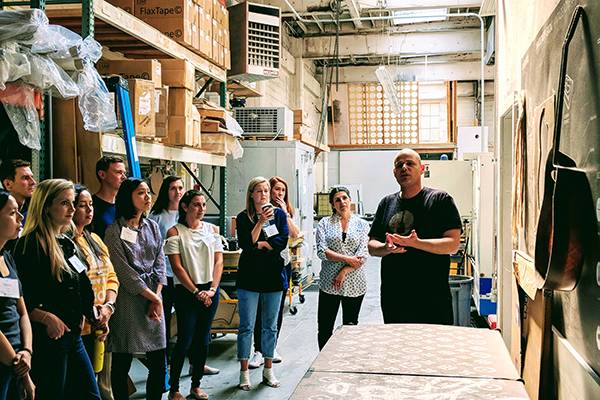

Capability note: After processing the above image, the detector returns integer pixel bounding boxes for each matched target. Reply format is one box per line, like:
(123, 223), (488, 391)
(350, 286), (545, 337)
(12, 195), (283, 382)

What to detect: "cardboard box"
(135, 0), (195, 20)
(159, 59), (196, 91)
(212, 39), (220, 66)
(224, 47), (231, 70)
(128, 79), (156, 137)
(106, 0), (134, 14)
(168, 88), (194, 117)
(154, 86), (168, 138)
(96, 59), (162, 88)
(141, 16), (194, 49)
(166, 116), (194, 146)
(192, 106), (201, 148)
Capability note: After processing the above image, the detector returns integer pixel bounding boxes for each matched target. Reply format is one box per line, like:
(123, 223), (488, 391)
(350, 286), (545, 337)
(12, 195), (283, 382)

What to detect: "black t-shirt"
(369, 187), (462, 320)
(0, 251), (22, 350)
(90, 194), (116, 239)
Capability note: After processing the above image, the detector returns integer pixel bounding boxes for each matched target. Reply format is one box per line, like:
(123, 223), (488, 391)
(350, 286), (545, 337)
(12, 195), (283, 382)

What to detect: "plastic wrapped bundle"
(0, 9), (48, 43)
(0, 47), (30, 90)
(0, 84), (41, 150)
(77, 63), (117, 132)
(22, 52), (79, 98)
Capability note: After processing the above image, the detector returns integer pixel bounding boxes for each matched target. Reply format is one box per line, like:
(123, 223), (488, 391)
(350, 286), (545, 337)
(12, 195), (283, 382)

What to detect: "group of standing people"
(0, 146), (463, 398)
(0, 156), (226, 400)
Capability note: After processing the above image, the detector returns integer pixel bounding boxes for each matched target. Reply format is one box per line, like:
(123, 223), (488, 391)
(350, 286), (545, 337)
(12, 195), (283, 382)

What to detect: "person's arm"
(265, 209), (289, 252)
(236, 213), (261, 255)
(286, 216), (301, 239)
(199, 226), (224, 306)
(390, 229), (461, 255)
(12, 297), (32, 377)
(0, 332), (16, 366)
(368, 198), (406, 257)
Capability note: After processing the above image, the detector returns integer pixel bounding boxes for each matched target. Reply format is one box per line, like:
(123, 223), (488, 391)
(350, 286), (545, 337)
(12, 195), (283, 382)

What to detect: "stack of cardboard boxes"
(97, 58), (201, 148)
(108, 0), (230, 69)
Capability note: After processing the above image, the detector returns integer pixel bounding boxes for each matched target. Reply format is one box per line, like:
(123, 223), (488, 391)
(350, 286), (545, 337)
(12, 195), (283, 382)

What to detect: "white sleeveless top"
(163, 222), (223, 285)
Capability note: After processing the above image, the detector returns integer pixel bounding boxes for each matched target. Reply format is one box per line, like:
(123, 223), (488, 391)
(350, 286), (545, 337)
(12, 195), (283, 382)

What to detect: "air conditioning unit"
(228, 2), (281, 82)
(233, 107), (293, 139)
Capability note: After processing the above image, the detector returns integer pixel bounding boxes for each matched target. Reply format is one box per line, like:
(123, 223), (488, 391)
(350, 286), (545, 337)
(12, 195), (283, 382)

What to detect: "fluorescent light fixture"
(375, 66), (402, 114)
(393, 8), (449, 25)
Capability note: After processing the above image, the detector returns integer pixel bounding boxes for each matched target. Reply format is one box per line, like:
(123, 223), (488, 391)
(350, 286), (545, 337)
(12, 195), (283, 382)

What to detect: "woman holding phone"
(235, 177), (288, 391)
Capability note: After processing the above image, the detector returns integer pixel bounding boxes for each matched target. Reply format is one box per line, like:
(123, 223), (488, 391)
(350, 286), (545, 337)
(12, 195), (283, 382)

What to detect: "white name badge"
(263, 224), (279, 238)
(120, 227), (138, 243)
(69, 255), (87, 273)
(0, 278), (19, 299)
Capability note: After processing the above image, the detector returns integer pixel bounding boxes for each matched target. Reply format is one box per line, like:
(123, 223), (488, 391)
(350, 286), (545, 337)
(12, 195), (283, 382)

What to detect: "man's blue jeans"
(237, 289), (282, 360)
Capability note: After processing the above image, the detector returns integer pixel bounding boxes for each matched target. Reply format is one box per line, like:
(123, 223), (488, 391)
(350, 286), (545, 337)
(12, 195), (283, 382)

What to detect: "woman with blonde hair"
(249, 176), (300, 367)
(12, 179), (99, 399)
(235, 177), (288, 391)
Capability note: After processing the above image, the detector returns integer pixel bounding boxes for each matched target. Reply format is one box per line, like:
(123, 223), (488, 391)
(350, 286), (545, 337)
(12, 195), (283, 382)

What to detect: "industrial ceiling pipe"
(281, 0), (487, 150)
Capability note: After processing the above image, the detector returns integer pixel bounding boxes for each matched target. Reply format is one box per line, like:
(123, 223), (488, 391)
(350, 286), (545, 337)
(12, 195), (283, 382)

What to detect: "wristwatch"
(209, 287), (217, 293)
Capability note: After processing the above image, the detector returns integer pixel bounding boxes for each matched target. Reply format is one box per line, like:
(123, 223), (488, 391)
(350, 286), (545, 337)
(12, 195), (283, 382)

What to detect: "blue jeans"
(0, 364), (15, 400)
(169, 283), (219, 391)
(237, 289), (282, 360)
(32, 329), (101, 400)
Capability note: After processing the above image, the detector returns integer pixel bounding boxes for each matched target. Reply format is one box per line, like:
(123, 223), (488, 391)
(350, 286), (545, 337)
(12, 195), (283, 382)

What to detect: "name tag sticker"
(120, 227), (138, 243)
(69, 255), (87, 273)
(263, 224), (279, 238)
(0, 278), (19, 299)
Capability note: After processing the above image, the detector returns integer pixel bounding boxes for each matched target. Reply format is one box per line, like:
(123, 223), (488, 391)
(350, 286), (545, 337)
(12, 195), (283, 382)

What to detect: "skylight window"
(393, 8), (449, 24)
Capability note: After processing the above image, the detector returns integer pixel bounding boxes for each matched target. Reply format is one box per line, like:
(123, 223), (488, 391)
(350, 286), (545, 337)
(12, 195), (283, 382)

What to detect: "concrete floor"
(129, 257), (384, 399)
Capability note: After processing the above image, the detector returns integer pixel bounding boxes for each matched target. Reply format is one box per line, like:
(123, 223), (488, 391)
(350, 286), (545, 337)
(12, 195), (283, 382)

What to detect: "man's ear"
(419, 164), (425, 173)
(97, 170), (106, 181)
(2, 178), (13, 191)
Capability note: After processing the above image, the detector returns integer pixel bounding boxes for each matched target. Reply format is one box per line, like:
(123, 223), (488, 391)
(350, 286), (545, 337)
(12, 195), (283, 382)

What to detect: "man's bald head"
(394, 148), (422, 168)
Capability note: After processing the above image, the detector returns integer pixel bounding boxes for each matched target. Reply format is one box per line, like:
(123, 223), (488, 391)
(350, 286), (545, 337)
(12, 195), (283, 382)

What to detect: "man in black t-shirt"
(90, 156), (127, 238)
(368, 149), (462, 325)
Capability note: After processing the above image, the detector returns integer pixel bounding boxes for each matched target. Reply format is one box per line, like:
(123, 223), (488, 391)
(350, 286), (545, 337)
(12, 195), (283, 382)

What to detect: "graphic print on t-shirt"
(388, 209), (414, 235)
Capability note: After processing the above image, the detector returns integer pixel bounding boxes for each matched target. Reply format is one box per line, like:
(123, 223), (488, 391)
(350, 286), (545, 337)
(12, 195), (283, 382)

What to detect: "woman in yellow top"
(71, 185), (119, 366)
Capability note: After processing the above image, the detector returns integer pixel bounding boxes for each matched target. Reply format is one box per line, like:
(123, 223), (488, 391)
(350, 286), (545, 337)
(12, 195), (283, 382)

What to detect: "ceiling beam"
(344, 0), (363, 28)
(304, 29), (481, 59)
(317, 61), (494, 82)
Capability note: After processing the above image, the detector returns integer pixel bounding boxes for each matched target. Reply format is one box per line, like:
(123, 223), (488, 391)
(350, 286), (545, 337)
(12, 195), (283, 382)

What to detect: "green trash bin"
(449, 275), (474, 326)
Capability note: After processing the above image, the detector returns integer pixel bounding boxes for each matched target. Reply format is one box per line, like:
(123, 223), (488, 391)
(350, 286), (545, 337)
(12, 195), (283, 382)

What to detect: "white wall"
(329, 150), (474, 217)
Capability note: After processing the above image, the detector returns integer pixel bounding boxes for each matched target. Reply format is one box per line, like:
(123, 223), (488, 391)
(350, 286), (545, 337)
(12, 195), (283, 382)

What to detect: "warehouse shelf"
(102, 133), (226, 167)
(44, 0), (226, 82)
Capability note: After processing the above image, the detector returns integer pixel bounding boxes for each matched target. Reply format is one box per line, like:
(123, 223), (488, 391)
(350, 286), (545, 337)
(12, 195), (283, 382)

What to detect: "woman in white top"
(164, 190), (223, 400)
(315, 186), (369, 350)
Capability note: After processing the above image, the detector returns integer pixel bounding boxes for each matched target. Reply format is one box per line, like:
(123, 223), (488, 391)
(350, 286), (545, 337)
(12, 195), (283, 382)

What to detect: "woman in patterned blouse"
(315, 186), (370, 350)
(71, 185), (119, 377)
(104, 178), (167, 400)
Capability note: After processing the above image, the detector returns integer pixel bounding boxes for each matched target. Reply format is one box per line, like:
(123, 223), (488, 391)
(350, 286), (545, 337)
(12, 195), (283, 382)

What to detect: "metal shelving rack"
(0, 0), (230, 231)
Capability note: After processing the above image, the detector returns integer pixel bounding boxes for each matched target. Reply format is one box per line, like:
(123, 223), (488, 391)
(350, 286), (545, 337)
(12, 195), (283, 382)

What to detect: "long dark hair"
(178, 190), (204, 227)
(115, 178), (147, 220)
(0, 189), (10, 210)
(73, 184), (107, 258)
(150, 175), (183, 215)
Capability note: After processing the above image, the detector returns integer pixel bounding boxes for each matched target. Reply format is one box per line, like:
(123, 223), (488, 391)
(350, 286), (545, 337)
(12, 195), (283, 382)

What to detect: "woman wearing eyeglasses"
(315, 186), (369, 350)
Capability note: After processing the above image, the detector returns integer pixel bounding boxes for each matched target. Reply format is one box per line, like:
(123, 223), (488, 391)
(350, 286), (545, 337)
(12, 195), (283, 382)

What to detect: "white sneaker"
(248, 351), (264, 369)
(272, 350), (282, 363)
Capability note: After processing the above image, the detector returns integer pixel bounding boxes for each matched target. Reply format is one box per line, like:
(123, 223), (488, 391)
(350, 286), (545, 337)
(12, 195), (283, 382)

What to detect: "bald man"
(368, 149), (462, 325)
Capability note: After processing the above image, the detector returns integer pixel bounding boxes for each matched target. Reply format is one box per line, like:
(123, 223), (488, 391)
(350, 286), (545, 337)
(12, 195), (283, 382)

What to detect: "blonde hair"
(245, 176), (270, 221)
(22, 178), (75, 282)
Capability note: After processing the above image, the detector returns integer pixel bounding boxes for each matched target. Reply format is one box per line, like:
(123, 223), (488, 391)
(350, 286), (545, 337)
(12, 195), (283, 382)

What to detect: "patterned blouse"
(316, 214), (370, 297)
(73, 231), (120, 336)
(104, 217), (167, 353)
